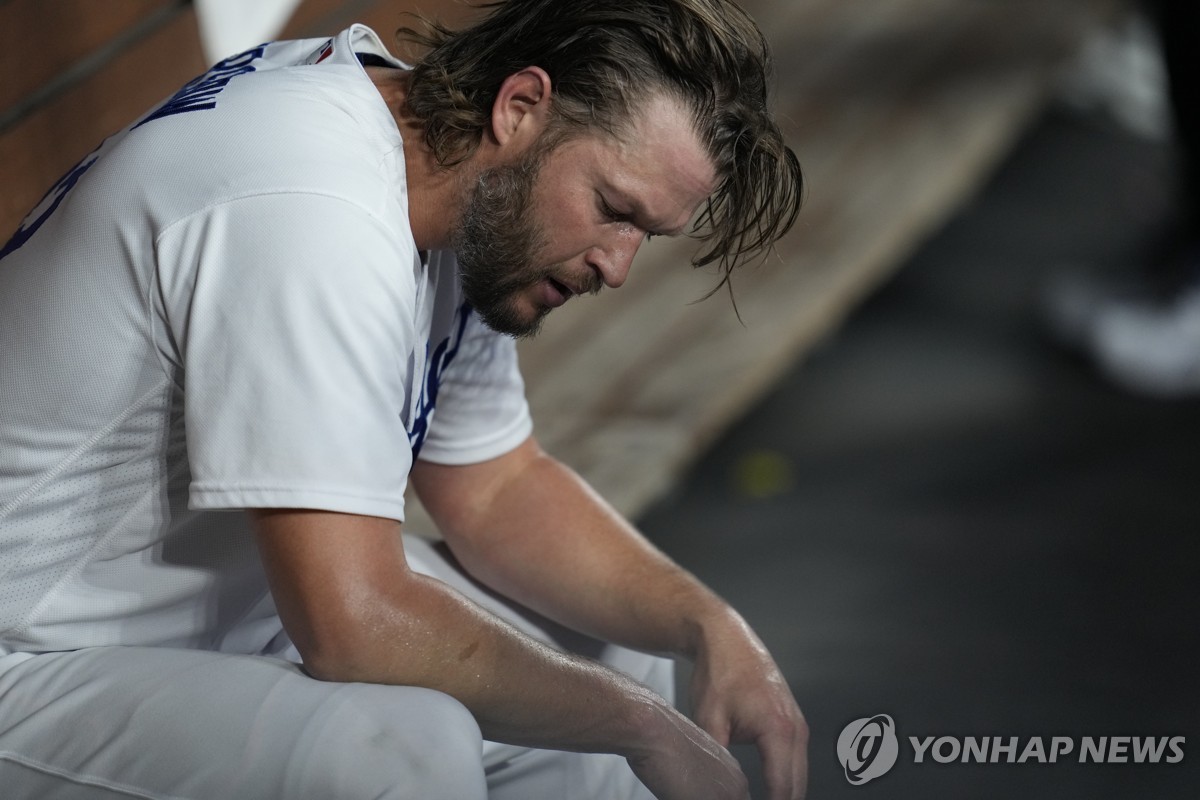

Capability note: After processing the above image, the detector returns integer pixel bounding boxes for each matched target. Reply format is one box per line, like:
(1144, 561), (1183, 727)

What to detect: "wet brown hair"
(399, 0), (802, 281)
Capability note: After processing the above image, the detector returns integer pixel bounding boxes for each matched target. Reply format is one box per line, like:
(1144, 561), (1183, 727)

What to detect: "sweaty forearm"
(417, 446), (744, 661)
(310, 567), (681, 751)
(253, 509), (694, 759)
(298, 555), (748, 799)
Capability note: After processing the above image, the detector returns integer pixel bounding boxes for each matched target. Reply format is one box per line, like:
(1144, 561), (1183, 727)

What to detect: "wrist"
(681, 600), (752, 663)
(617, 683), (699, 761)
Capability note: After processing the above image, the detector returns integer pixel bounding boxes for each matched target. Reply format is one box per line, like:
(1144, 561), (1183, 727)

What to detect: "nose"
(587, 233), (643, 290)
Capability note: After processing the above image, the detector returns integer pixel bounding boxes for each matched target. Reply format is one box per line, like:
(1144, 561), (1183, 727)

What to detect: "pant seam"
(0, 751), (191, 800)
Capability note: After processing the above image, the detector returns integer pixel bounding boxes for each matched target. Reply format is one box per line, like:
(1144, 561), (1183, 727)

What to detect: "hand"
(690, 614), (809, 800)
(627, 700), (751, 800)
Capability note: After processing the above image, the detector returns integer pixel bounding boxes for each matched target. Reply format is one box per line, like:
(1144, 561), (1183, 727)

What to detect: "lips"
(550, 277), (575, 298)
(538, 271), (600, 309)
(540, 277), (572, 308)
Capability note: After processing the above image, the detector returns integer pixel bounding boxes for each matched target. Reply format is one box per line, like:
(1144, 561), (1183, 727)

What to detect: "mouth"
(540, 277), (573, 309)
(535, 268), (602, 310)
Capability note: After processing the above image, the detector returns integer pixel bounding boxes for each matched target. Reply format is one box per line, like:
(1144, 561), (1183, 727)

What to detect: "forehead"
(559, 94), (717, 234)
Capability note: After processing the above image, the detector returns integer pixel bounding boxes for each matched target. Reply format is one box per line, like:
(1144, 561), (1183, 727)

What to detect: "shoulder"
(111, 34), (408, 225)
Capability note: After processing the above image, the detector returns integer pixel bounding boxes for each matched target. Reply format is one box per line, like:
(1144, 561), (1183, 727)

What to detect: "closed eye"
(598, 195), (625, 223)
(599, 194), (661, 241)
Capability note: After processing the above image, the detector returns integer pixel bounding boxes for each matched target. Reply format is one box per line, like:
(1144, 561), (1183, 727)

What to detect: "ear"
(488, 66), (553, 151)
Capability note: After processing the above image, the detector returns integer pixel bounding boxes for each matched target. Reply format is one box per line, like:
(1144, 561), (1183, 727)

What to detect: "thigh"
(0, 646), (486, 800)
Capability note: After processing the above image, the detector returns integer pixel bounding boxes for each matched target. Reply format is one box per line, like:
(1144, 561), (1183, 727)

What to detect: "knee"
(306, 684), (486, 800)
(401, 688), (487, 800)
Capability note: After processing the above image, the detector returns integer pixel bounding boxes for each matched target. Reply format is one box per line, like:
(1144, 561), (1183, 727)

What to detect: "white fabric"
(0, 536), (667, 800)
(194, 0), (303, 65)
(0, 648), (489, 800)
(0, 26), (531, 662)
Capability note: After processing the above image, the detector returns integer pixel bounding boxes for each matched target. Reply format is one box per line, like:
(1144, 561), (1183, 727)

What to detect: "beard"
(451, 141), (597, 339)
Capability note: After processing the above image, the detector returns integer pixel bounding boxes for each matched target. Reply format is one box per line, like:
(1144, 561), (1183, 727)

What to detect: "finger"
(695, 708), (732, 748)
(759, 726), (807, 800)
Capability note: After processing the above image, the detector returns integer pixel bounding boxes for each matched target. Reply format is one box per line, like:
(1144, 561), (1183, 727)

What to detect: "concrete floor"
(640, 106), (1200, 798)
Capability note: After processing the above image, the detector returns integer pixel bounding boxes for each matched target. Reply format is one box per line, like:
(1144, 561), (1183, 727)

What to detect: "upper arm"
(410, 435), (542, 538)
(252, 508), (411, 678)
(158, 193), (417, 520)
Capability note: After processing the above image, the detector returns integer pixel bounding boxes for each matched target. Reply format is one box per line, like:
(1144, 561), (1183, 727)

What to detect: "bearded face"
(452, 140), (599, 339)
(450, 95), (716, 339)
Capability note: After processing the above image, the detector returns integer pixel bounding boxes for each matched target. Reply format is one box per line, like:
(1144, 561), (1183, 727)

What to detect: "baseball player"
(0, 1), (806, 798)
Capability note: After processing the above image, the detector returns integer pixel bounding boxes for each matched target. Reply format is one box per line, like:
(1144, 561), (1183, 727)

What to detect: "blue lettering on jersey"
(133, 44), (267, 129)
(0, 151), (99, 261)
(1, 45), (270, 260)
(408, 302), (473, 457)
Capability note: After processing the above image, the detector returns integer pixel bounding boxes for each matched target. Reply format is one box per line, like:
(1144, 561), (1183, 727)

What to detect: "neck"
(367, 66), (465, 251)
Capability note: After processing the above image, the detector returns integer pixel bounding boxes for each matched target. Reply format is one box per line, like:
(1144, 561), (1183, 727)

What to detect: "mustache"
(550, 268), (604, 298)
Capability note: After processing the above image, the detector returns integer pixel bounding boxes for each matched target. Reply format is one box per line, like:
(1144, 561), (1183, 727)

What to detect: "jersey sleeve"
(155, 192), (416, 520)
(415, 309), (534, 465)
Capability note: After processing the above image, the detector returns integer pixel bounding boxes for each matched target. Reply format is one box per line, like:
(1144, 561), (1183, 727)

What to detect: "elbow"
(284, 600), (396, 685)
(300, 646), (366, 684)
(286, 582), (439, 687)
(292, 629), (376, 684)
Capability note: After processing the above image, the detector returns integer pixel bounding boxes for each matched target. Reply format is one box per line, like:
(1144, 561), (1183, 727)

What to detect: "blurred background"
(3, 0), (1197, 797)
(648, 65), (1200, 800)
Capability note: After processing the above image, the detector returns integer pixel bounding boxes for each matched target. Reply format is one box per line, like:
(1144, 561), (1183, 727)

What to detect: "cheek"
(534, 185), (594, 250)
(525, 200), (585, 262)
(534, 180), (581, 225)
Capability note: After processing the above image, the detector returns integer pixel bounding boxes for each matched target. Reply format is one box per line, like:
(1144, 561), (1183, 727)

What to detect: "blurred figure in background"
(1044, 0), (1200, 396)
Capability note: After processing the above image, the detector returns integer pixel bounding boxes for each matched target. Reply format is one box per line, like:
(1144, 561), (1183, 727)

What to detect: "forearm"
(415, 442), (749, 661)
(329, 570), (675, 751)
(253, 509), (686, 757)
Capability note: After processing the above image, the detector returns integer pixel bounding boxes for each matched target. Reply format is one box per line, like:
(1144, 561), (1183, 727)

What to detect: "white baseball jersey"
(0, 26), (532, 669)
